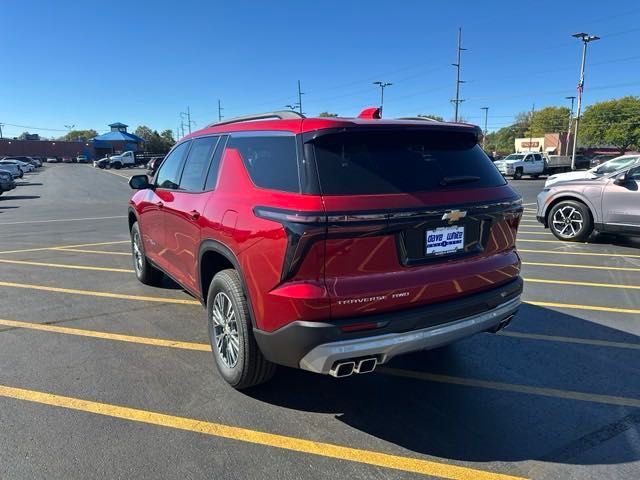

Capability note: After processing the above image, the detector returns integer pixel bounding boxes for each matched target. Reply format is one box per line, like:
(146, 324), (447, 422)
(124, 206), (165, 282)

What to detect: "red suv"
(128, 109), (523, 389)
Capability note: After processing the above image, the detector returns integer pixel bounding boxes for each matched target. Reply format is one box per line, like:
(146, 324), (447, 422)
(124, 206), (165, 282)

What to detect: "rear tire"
(548, 200), (593, 242)
(513, 168), (523, 180)
(130, 222), (163, 285)
(207, 269), (276, 389)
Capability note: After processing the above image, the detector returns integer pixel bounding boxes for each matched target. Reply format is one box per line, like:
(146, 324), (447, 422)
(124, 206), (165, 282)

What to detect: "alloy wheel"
(132, 231), (144, 274)
(552, 206), (584, 238)
(212, 292), (240, 368)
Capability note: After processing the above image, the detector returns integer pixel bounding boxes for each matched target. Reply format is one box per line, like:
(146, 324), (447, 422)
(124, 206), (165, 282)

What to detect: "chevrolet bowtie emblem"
(442, 210), (467, 223)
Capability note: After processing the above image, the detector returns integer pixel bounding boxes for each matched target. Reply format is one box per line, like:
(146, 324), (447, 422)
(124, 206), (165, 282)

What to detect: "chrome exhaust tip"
(354, 357), (377, 374)
(488, 314), (515, 333)
(329, 361), (355, 378)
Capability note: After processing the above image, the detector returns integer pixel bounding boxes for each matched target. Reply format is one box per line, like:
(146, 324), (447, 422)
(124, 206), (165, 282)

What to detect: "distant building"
(92, 122), (145, 158)
(515, 133), (573, 155)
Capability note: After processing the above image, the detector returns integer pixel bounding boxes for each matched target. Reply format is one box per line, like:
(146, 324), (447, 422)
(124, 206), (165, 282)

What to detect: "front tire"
(130, 222), (163, 285)
(207, 269), (275, 389)
(513, 168), (523, 180)
(548, 200), (593, 242)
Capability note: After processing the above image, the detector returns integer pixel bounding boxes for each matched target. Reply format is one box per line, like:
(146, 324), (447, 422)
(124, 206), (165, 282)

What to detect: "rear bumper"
(254, 277), (523, 373)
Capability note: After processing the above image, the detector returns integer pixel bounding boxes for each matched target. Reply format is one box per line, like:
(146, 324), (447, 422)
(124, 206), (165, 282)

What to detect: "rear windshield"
(311, 130), (506, 195)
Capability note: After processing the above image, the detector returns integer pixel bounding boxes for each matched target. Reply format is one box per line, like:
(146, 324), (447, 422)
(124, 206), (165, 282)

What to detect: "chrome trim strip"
(299, 296), (521, 374)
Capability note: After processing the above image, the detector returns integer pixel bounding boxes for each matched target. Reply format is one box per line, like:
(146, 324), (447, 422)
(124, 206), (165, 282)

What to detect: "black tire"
(114, 162), (122, 170)
(207, 269), (276, 389)
(532, 174), (540, 179)
(513, 168), (523, 180)
(130, 222), (163, 285)
(548, 200), (593, 242)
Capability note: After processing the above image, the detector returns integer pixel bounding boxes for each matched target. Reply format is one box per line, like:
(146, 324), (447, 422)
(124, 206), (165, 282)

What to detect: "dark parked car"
(537, 162), (640, 241)
(145, 156), (164, 177)
(0, 169), (17, 195)
(128, 109), (523, 388)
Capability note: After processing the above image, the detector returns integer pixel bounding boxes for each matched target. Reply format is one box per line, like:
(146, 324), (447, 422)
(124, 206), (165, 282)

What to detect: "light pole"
(480, 107), (489, 150)
(565, 96), (576, 155)
(373, 81), (392, 115)
(570, 32), (600, 170)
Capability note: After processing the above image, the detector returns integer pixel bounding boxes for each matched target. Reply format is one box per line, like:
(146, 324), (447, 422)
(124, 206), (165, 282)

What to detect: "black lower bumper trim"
(254, 277), (523, 368)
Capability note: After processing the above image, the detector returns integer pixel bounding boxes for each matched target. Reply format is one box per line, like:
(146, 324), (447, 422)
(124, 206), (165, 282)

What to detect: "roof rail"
(207, 110), (305, 128)
(396, 116), (441, 122)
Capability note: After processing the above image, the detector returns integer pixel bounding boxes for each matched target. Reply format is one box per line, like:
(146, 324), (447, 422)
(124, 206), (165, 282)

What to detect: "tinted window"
(155, 141), (190, 189)
(312, 130), (506, 195)
(228, 135), (299, 192)
(534, 154), (542, 161)
(179, 136), (219, 192)
(204, 135), (228, 190)
(627, 166), (640, 181)
(596, 157), (639, 175)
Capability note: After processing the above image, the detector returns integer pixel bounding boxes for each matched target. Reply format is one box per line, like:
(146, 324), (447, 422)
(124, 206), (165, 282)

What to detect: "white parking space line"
(0, 216), (125, 226)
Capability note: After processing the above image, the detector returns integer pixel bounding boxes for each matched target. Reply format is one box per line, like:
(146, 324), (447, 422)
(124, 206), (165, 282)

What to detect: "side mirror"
(129, 174), (152, 190)
(614, 172), (628, 185)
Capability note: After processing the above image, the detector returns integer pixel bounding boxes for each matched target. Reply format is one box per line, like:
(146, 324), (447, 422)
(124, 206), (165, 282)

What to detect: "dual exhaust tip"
(329, 357), (377, 378)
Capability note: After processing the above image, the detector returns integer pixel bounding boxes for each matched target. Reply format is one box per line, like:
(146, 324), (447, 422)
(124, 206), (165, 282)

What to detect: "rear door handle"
(189, 210), (200, 220)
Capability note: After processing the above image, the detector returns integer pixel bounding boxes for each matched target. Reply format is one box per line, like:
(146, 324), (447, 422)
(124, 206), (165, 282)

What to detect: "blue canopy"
(92, 131), (145, 143)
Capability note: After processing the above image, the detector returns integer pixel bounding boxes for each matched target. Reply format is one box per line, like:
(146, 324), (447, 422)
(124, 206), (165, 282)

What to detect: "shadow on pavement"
(0, 195), (40, 200)
(246, 304), (640, 466)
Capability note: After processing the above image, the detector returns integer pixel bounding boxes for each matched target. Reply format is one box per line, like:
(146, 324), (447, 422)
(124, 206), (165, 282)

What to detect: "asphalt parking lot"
(0, 164), (639, 480)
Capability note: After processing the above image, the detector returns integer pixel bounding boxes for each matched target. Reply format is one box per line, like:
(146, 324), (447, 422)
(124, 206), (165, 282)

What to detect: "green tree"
(318, 111), (338, 117)
(134, 126), (176, 153)
(580, 96), (640, 152)
(63, 129), (98, 141)
(417, 114), (444, 121)
(530, 106), (571, 135)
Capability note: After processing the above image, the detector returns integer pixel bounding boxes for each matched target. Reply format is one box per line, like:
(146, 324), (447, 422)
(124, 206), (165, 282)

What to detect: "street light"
(565, 96), (576, 155)
(570, 32), (600, 170)
(480, 107), (489, 150)
(373, 81), (392, 115)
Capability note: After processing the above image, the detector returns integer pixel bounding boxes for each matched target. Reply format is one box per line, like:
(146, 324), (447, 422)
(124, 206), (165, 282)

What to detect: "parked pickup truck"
(494, 153), (589, 179)
(108, 151), (136, 169)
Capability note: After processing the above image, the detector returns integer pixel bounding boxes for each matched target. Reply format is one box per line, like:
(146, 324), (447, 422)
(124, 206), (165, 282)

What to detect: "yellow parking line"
(518, 248), (640, 259)
(517, 231), (552, 236)
(380, 368), (640, 408)
(498, 331), (640, 351)
(0, 258), (133, 273)
(0, 216), (125, 226)
(52, 248), (131, 256)
(526, 300), (640, 315)
(517, 238), (567, 244)
(0, 281), (200, 305)
(0, 319), (210, 351)
(524, 277), (640, 290)
(0, 385), (523, 480)
(100, 168), (132, 179)
(0, 240), (129, 255)
(523, 261), (640, 272)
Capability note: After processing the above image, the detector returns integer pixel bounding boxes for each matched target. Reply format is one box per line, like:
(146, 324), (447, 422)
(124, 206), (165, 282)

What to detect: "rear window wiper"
(439, 175), (480, 186)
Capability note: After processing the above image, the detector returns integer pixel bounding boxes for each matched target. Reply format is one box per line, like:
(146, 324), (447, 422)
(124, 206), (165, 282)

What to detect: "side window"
(204, 135), (228, 190)
(627, 166), (640, 181)
(228, 134), (300, 192)
(178, 136), (219, 192)
(534, 154), (542, 161)
(155, 141), (191, 189)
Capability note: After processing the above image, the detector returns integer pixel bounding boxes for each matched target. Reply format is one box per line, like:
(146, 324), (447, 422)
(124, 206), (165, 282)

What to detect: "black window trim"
(154, 139), (192, 191)
(175, 134), (222, 193)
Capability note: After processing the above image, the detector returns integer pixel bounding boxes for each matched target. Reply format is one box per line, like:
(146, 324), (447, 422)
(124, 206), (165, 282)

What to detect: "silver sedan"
(536, 163), (640, 241)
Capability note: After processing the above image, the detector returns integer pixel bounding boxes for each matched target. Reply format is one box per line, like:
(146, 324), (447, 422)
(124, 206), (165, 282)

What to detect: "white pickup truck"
(494, 152), (579, 179)
(494, 152), (545, 179)
(108, 151), (136, 169)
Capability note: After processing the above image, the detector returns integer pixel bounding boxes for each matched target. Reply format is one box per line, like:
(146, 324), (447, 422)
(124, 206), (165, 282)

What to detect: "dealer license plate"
(425, 225), (465, 256)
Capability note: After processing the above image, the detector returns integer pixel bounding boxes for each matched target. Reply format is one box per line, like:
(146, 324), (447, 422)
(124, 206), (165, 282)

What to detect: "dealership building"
(0, 122), (145, 159)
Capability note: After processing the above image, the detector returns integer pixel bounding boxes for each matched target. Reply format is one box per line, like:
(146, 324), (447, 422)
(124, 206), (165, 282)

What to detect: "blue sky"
(1, 0), (639, 139)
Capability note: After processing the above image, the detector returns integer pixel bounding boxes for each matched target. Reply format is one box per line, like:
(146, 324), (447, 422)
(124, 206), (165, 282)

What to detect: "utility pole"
(217, 99), (224, 122)
(0, 123), (3, 139)
(297, 80), (304, 115)
(180, 117), (185, 138)
(565, 96), (576, 155)
(570, 32), (600, 170)
(176, 125), (181, 140)
(451, 27), (466, 122)
(480, 107), (489, 150)
(181, 107), (194, 135)
(373, 81), (392, 115)
(528, 103), (535, 150)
